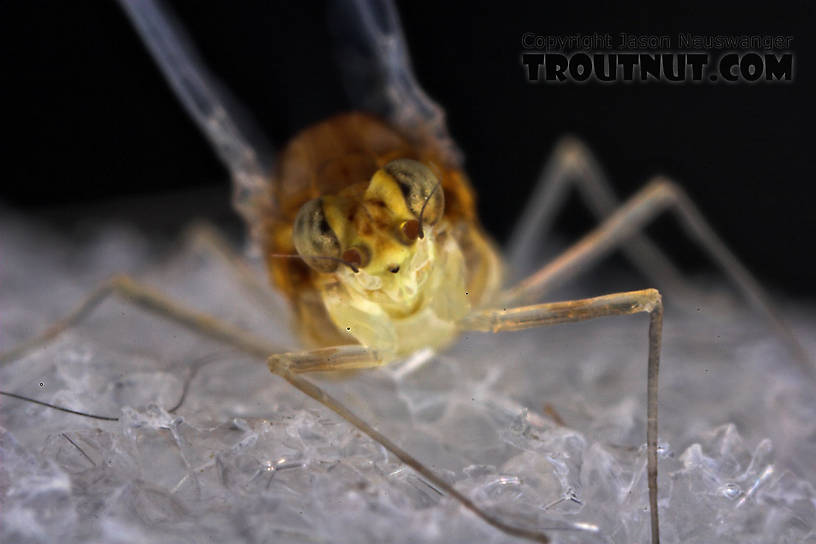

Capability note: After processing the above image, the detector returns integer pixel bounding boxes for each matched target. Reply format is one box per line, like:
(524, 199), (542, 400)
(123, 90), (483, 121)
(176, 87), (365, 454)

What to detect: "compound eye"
(384, 159), (445, 228)
(293, 198), (341, 273)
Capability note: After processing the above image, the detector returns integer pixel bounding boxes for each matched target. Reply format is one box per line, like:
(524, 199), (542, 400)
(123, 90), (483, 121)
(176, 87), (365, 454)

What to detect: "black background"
(4, 1), (814, 296)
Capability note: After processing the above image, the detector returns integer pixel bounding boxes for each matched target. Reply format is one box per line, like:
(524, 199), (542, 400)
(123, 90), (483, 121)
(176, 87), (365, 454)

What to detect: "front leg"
(461, 289), (664, 544)
(267, 345), (384, 374)
(1, 274), (551, 543)
(267, 346), (552, 544)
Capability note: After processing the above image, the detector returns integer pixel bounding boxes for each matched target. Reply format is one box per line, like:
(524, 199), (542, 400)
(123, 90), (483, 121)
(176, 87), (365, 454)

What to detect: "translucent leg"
(117, 0), (274, 225)
(1, 277), (552, 542)
(0, 274), (281, 366)
(182, 221), (285, 323)
(331, 0), (461, 164)
(268, 352), (552, 543)
(501, 177), (811, 370)
(2, 219), (290, 368)
(268, 345), (383, 373)
(507, 138), (688, 297)
(461, 289), (664, 544)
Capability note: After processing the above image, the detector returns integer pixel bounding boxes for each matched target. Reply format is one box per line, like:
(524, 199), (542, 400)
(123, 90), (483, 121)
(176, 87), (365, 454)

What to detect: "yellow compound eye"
(383, 159), (444, 228)
(292, 198), (341, 273)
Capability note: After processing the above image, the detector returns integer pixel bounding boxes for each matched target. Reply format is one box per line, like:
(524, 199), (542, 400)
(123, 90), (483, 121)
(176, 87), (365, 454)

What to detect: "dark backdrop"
(4, 1), (814, 295)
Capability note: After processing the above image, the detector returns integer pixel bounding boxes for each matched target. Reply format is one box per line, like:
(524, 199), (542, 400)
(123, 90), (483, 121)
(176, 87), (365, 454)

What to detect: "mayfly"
(1, 1), (810, 543)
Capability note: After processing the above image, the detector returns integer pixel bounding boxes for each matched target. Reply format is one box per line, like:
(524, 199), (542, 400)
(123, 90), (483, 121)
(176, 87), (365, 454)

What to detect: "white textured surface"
(1, 213), (815, 543)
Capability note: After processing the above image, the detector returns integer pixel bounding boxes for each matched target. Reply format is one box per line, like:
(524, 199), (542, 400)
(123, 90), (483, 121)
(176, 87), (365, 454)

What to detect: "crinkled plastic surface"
(1, 212), (815, 543)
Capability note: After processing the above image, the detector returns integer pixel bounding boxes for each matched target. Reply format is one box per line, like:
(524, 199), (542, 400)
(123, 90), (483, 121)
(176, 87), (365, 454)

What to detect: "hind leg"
(507, 138), (689, 298)
(502, 176), (810, 370)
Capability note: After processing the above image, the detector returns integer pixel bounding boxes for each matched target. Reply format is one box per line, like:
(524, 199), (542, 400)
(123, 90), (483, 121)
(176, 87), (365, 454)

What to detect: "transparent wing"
(331, 0), (462, 165)
(118, 0), (273, 225)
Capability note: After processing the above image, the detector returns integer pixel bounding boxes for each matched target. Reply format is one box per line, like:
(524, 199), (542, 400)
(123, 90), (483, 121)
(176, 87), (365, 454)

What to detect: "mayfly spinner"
(1, 1), (809, 543)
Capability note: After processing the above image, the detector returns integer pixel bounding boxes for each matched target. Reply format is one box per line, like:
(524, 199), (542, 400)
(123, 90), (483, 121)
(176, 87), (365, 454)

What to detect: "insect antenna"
(417, 181), (441, 239)
(267, 253), (360, 273)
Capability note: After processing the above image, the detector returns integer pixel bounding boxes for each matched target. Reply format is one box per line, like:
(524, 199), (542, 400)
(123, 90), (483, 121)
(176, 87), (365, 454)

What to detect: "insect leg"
(501, 177), (811, 370)
(3, 275), (548, 542)
(2, 276), (549, 541)
(461, 289), (664, 544)
(0, 274), (282, 366)
(506, 138), (690, 297)
(182, 222), (286, 323)
(331, 0), (461, 164)
(268, 345), (383, 373)
(117, 0), (274, 226)
(269, 353), (551, 544)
